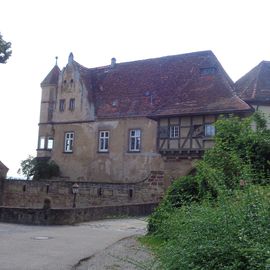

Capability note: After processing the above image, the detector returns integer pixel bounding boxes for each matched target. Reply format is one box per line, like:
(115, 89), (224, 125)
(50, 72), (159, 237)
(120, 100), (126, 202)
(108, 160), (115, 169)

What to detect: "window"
(128, 189), (133, 198)
(200, 67), (217, 76)
(97, 187), (103, 197)
(129, 129), (141, 152)
(170, 125), (180, 138)
(159, 126), (169, 139)
(64, 132), (74, 152)
(205, 124), (216, 137)
(59, 99), (65, 112)
(99, 131), (109, 152)
(69, 98), (75, 111)
(47, 137), (54, 150)
(39, 136), (46, 149)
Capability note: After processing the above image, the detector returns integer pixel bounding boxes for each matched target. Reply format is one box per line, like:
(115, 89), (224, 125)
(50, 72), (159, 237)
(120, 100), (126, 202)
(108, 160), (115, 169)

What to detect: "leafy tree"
(18, 155), (35, 180)
(0, 33), (12, 63)
(148, 113), (270, 234)
(18, 156), (60, 180)
(207, 112), (270, 185)
(31, 158), (59, 180)
(147, 114), (270, 269)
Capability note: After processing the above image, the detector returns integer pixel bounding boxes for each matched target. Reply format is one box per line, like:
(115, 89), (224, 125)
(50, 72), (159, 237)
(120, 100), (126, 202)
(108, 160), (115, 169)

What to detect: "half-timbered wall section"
(158, 115), (217, 157)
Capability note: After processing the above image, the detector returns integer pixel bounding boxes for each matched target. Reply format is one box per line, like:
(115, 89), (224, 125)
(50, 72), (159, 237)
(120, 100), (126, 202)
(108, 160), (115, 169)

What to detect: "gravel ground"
(73, 236), (160, 270)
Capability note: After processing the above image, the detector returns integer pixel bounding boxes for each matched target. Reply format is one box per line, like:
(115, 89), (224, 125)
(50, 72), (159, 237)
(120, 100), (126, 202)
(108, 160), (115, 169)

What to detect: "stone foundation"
(0, 203), (158, 225)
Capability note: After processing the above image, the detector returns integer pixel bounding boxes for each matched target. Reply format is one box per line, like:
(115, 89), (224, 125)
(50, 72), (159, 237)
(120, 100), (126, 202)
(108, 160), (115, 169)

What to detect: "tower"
(37, 59), (60, 158)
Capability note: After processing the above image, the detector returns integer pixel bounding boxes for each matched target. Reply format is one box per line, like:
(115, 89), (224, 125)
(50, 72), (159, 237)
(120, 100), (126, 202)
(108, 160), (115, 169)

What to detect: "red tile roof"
(67, 51), (253, 119)
(235, 61), (270, 104)
(41, 65), (60, 86)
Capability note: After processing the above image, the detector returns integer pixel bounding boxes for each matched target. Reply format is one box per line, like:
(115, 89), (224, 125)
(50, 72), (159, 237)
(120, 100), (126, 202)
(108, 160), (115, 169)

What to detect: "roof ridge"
(252, 61), (264, 99)
(75, 50), (214, 71)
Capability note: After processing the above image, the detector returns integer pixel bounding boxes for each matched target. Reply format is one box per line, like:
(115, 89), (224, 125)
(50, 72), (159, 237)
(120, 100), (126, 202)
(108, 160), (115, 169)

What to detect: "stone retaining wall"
(0, 171), (165, 209)
(0, 203), (158, 225)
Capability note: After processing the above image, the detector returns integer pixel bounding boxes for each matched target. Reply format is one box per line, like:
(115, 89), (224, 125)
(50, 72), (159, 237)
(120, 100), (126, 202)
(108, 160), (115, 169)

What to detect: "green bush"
(146, 114), (270, 269)
(147, 200), (174, 235)
(155, 186), (270, 270)
(148, 175), (201, 234)
(165, 175), (200, 207)
(214, 113), (270, 182)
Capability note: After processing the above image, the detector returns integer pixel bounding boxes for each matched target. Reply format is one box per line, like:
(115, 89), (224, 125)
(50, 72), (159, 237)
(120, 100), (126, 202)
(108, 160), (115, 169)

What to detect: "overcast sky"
(1, 0), (270, 177)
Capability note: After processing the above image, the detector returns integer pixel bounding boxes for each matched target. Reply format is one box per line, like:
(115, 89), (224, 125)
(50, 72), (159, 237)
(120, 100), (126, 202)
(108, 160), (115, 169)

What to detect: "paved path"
(0, 218), (147, 270)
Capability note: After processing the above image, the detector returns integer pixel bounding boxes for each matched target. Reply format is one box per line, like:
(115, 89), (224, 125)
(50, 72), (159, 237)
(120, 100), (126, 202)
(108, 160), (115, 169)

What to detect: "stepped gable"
(41, 64), (60, 86)
(77, 50), (252, 119)
(235, 61), (270, 104)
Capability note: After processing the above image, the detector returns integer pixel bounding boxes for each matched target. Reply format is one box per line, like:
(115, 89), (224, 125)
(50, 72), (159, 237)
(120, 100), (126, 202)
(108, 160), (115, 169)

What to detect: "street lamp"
(72, 183), (79, 208)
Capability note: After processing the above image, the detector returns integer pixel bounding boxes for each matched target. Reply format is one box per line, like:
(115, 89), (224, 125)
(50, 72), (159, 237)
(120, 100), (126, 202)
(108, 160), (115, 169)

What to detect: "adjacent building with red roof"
(37, 51), (252, 183)
(235, 61), (270, 125)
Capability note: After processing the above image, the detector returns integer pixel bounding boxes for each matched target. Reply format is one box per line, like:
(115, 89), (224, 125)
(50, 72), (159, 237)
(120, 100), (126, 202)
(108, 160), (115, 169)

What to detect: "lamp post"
(72, 183), (79, 208)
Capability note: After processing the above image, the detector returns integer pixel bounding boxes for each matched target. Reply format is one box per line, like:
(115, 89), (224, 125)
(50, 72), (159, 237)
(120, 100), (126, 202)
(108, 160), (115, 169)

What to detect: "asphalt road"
(0, 218), (147, 270)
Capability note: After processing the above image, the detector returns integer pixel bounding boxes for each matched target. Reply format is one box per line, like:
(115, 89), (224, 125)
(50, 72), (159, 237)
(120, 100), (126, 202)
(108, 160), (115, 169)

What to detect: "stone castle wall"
(0, 203), (158, 225)
(0, 171), (165, 209)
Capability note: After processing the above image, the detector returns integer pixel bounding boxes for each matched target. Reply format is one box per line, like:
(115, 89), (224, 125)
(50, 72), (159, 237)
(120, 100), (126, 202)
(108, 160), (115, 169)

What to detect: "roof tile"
(235, 61), (270, 104)
(41, 65), (60, 86)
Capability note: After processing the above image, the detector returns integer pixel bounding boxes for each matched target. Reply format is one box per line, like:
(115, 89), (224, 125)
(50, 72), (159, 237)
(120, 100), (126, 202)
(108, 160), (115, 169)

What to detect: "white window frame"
(69, 98), (75, 111)
(39, 136), (46, 149)
(205, 124), (216, 137)
(64, 132), (74, 153)
(59, 99), (65, 112)
(170, 125), (180, 138)
(98, 131), (109, 152)
(47, 137), (54, 150)
(129, 129), (141, 152)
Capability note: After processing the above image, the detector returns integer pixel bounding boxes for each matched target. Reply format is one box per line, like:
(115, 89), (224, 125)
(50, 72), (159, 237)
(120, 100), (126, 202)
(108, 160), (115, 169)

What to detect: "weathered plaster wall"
(43, 117), (164, 182)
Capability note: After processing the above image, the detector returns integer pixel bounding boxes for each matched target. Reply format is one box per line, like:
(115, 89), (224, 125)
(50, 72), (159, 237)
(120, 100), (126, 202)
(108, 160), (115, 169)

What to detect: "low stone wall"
(0, 171), (165, 209)
(0, 203), (158, 225)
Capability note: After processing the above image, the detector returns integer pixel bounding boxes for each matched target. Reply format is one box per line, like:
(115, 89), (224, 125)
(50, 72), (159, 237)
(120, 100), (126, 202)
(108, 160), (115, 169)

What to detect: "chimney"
(111, 57), (116, 68)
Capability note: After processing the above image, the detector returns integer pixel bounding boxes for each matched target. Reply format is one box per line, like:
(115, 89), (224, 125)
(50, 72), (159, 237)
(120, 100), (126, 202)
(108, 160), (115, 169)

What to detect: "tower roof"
(41, 64), (60, 87)
(235, 61), (270, 104)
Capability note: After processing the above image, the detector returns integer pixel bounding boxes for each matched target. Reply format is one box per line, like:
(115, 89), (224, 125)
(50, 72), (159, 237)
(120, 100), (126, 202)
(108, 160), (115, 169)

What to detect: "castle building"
(37, 50), (252, 183)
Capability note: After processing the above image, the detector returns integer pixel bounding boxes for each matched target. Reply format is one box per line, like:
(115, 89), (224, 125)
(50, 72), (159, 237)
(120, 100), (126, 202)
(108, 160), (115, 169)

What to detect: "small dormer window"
(112, 100), (118, 107)
(200, 67), (217, 76)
